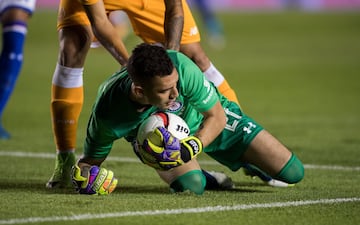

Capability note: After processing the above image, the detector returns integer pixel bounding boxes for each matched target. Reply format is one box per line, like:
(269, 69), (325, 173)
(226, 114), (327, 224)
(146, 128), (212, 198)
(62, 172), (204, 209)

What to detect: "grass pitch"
(0, 10), (359, 225)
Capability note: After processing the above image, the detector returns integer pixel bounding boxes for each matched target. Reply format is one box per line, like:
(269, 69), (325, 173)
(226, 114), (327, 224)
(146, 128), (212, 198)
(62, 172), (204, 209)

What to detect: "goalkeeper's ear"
(180, 136), (203, 162)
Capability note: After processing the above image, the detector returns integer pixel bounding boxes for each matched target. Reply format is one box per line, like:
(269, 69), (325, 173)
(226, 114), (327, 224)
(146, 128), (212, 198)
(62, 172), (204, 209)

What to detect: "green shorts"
(204, 102), (263, 171)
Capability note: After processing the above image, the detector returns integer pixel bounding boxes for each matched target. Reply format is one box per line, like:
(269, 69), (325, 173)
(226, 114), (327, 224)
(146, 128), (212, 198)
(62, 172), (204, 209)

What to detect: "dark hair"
(127, 43), (174, 84)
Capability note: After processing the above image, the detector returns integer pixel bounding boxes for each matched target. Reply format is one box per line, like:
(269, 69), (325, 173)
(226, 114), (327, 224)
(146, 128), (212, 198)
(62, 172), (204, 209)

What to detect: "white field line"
(0, 197), (359, 224)
(1, 150), (359, 171)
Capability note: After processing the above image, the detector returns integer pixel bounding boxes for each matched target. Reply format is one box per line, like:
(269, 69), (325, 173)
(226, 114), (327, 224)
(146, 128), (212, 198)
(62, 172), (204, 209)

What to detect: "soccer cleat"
(0, 125), (11, 139)
(203, 170), (235, 190)
(46, 152), (76, 189)
(243, 164), (294, 188)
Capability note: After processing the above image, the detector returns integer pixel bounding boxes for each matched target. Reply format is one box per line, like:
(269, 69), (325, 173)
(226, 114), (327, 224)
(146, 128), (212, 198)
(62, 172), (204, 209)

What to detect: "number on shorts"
(224, 108), (241, 132)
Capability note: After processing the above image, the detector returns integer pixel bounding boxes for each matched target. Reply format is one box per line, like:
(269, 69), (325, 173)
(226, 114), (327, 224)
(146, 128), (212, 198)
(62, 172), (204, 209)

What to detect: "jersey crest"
(166, 101), (183, 113)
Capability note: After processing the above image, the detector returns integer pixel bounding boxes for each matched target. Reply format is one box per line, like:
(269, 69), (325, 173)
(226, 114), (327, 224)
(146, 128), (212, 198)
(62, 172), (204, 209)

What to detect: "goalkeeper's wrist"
(180, 136), (203, 162)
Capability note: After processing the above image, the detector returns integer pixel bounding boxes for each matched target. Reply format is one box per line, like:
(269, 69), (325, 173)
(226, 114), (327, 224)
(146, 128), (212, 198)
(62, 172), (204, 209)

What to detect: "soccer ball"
(135, 112), (190, 170)
(137, 111), (190, 145)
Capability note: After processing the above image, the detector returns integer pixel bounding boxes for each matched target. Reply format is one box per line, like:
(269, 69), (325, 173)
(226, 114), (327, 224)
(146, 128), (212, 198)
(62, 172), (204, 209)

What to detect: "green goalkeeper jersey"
(84, 50), (229, 158)
(85, 49), (264, 172)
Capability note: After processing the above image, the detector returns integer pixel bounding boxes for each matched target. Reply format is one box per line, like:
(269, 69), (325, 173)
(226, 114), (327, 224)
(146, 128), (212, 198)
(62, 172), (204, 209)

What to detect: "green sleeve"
(84, 113), (117, 159)
(174, 52), (219, 112)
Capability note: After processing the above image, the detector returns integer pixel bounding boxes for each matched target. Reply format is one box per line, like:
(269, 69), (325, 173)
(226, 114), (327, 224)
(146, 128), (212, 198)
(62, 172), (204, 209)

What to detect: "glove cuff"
(180, 136), (203, 162)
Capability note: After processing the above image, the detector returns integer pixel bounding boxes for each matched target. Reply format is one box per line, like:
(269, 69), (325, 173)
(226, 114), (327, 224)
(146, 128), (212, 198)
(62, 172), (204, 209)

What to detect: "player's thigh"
(241, 130), (292, 176)
(122, 0), (166, 43)
(156, 159), (201, 184)
(58, 0), (91, 30)
(124, 0), (200, 44)
(58, 25), (93, 67)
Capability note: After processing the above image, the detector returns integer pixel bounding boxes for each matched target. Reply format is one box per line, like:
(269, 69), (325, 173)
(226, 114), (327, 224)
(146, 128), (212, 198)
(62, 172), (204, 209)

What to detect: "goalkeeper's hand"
(140, 127), (202, 170)
(71, 165), (118, 195)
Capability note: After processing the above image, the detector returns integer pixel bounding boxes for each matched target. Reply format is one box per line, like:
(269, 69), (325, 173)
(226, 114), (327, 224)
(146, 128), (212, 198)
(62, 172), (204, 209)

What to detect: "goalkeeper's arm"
(173, 102), (226, 162)
(193, 101), (227, 148)
(78, 157), (105, 168)
(179, 136), (203, 162)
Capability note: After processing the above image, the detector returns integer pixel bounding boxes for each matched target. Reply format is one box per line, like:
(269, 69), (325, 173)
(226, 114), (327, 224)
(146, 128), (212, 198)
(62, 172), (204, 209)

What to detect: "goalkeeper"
(74, 43), (304, 195)
(47, 0), (240, 189)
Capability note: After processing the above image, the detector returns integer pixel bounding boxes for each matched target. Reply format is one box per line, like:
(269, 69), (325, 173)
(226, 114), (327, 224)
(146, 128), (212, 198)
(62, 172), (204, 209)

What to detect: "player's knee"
(52, 64), (84, 88)
(275, 153), (304, 184)
(170, 170), (206, 195)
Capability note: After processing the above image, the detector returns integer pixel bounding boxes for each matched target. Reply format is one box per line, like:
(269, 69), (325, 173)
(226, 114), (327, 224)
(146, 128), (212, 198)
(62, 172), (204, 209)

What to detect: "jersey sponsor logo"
(202, 80), (214, 104)
(202, 90), (214, 104)
(204, 79), (211, 92)
(166, 101), (183, 113)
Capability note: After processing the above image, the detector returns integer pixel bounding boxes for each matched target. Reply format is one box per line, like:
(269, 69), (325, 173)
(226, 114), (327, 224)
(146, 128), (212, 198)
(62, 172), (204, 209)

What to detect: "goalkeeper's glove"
(71, 165), (118, 195)
(139, 127), (202, 170)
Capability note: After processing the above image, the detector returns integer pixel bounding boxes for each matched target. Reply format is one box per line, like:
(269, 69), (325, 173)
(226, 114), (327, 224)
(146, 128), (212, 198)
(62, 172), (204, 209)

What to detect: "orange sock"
(218, 80), (240, 106)
(51, 85), (83, 152)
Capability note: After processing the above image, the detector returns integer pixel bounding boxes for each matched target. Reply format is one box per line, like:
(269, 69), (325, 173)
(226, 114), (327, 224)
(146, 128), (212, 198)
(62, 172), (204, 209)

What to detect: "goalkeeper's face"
(142, 69), (179, 110)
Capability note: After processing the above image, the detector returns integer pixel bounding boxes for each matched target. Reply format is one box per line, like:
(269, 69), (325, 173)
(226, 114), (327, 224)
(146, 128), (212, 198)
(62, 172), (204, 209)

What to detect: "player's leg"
(0, 1), (35, 139)
(47, 0), (93, 188)
(205, 103), (303, 186)
(157, 159), (206, 195)
(179, 1), (239, 104)
(156, 159), (234, 194)
(47, 25), (92, 188)
(180, 43), (239, 105)
(241, 129), (304, 184)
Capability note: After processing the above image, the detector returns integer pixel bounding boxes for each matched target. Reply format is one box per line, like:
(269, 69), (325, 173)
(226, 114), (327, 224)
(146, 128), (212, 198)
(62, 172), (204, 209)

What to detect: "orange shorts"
(58, 0), (200, 44)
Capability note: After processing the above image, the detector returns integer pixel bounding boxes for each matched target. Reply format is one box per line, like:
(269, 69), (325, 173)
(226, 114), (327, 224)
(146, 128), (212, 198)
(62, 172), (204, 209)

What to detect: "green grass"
(1, 10), (360, 225)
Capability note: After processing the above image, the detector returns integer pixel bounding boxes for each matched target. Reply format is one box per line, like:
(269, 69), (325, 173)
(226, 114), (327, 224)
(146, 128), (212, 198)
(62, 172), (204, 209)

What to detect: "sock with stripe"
(203, 63), (240, 105)
(0, 21), (27, 139)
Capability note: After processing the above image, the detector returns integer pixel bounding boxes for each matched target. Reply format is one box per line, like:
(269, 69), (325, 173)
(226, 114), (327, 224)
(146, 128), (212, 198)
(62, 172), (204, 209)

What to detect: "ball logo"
(175, 124), (190, 136)
(137, 112), (190, 144)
